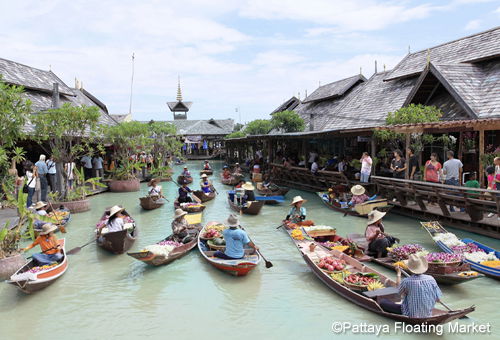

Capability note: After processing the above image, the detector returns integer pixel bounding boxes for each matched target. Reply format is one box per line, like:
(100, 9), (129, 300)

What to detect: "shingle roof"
(167, 101), (193, 112)
(385, 26), (500, 81)
(270, 96), (300, 114)
(166, 119), (234, 136)
(0, 57), (74, 96)
(70, 88), (117, 126)
(302, 75), (366, 104)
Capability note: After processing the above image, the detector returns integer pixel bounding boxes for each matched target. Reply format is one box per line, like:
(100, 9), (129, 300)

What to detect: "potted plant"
(107, 160), (142, 192)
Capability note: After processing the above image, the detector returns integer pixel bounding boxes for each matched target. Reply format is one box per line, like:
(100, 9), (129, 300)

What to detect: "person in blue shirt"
(178, 180), (193, 203)
(213, 214), (259, 260)
(200, 174), (212, 194)
(35, 154), (49, 202)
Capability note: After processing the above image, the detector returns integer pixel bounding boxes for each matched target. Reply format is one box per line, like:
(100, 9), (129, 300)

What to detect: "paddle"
(25, 245), (60, 259)
(66, 237), (97, 255)
(170, 178), (202, 204)
(239, 225), (273, 268)
(48, 202), (66, 233)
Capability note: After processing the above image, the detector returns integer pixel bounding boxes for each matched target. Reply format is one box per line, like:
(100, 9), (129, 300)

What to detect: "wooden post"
(405, 133), (410, 179)
(370, 136), (376, 158)
(479, 129), (485, 187)
(458, 131), (463, 160)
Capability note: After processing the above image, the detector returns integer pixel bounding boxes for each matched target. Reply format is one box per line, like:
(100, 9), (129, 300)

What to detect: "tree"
(31, 103), (102, 199)
(244, 119), (272, 135)
(0, 76), (31, 149)
(270, 110), (305, 133)
(147, 121), (182, 178)
(225, 131), (246, 139)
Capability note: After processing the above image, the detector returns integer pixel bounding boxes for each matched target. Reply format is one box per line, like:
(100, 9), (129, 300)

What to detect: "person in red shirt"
(424, 153), (442, 183)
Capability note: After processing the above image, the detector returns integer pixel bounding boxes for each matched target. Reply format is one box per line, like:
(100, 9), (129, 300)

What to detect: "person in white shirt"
(311, 159), (319, 175)
(147, 178), (163, 199)
(360, 152), (373, 183)
(46, 155), (57, 192)
(65, 162), (76, 190)
(308, 151), (318, 169)
(81, 155), (93, 180)
(106, 206), (126, 233)
(337, 157), (346, 173)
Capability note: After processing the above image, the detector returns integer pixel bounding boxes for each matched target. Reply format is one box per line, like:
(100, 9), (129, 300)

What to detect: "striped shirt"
(399, 274), (442, 318)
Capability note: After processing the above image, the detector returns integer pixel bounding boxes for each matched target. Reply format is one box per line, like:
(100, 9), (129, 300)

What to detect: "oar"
(170, 178), (202, 204)
(26, 246), (60, 259)
(239, 225), (273, 268)
(48, 201), (66, 233)
(66, 237), (97, 255)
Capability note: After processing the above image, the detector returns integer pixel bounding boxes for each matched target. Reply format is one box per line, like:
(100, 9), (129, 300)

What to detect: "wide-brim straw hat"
(183, 166), (188, 169)
(34, 201), (48, 210)
(201, 174), (208, 178)
(109, 205), (125, 217)
(148, 179), (158, 186)
(366, 210), (386, 225)
(290, 195), (307, 205)
(40, 223), (57, 235)
(226, 214), (239, 227)
(174, 208), (188, 219)
(351, 185), (366, 196)
(404, 254), (428, 274)
(242, 182), (255, 190)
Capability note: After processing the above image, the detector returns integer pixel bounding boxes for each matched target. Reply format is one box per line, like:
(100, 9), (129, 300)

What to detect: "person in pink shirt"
(349, 185), (368, 206)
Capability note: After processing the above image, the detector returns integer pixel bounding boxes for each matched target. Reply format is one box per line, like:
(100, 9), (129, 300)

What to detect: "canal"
(1, 161), (499, 339)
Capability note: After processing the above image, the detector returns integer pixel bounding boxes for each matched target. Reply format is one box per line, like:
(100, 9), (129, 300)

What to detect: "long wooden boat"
(193, 190), (216, 203)
(34, 207), (71, 235)
(95, 209), (138, 254)
(197, 222), (261, 276)
(281, 226), (474, 324)
(221, 174), (239, 186)
(422, 221), (500, 280)
(316, 192), (392, 216)
(7, 239), (68, 294)
(227, 196), (264, 215)
(128, 213), (202, 266)
(174, 199), (206, 212)
(139, 196), (165, 210)
(200, 169), (213, 176)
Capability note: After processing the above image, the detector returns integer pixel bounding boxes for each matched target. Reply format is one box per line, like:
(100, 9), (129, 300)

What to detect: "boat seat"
(363, 286), (399, 298)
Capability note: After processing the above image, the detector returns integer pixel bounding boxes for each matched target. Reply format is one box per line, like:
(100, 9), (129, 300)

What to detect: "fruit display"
(480, 260), (500, 268)
(202, 229), (222, 239)
(29, 263), (58, 273)
(330, 270), (351, 283)
(388, 244), (427, 261)
(457, 271), (479, 277)
(367, 281), (385, 291)
(426, 252), (463, 264)
(291, 229), (304, 240)
(344, 273), (380, 287)
(317, 256), (346, 272)
(392, 261), (408, 270)
(318, 241), (342, 249)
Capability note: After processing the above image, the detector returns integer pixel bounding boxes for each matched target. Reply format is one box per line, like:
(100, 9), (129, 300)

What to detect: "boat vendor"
(365, 210), (398, 258)
(33, 201), (49, 229)
(203, 160), (212, 170)
(234, 179), (245, 189)
(148, 178), (163, 199)
(213, 214), (259, 260)
(178, 180), (193, 203)
(172, 208), (191, 243)
(349, 185), (369, 207)
(380, 254), (442, 318)
(285, 196), (314, 226)
(22, 223), (63, 265)
(241, 182), (256, 205)
(181, 166), (192, 179)
(106, 205), (126, 233)
(200, 174), (212, 194)
(222, 166), (232, 180)
(233, 163), (242, 175)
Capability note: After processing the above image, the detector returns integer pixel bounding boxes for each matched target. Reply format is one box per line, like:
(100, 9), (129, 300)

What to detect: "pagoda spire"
(176, 75), (183, 102)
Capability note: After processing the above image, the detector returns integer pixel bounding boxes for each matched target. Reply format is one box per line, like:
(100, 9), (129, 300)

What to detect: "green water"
(1, 161), (499, 340)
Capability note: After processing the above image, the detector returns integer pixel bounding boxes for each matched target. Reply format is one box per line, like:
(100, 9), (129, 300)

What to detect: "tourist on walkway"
(65, 161), (76, 190)
(35, 154), (49, 202)
(380, 254), (442, 318)
(337, 157), (347, 173)
(200, 174), (212, 194)
(22, 223), (63, 266)
(46, 155), (57, 192)
(81, 154), (93, 180)
(148, 178), (163, 198)
(213, 214), (258, 260)
(172, 208), (189, 242)
(349, 185), (369, 207)
(407, 147), (420, 180)
(442, 151), (463, 212)
(365, 210), (398, 258)
(464, 172), (480, 198)
(308, 150), (318, 170)
(390, 150), (406, 179)
(486, 166), (497, 218)
(93, 154), (104, 179)
(178, 180), (193, 203)
(311, 157), (319, 175)
(24, 161), (37, 208)
(423, 153), (442, 183)
(494, 157), (500, 191)
(286, 196), (314, 226)
(360, 152), (372, 183)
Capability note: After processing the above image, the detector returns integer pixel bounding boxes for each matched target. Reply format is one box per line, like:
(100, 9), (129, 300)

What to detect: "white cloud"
(464, 19), (482, 30)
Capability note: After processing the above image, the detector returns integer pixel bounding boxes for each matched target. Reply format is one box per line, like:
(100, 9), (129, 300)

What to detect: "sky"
(0, 0), (499, 123)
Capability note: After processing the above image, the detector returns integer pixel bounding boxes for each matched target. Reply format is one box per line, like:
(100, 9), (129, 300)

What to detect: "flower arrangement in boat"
(425, 252), (463, 264)
(432, 233), (465, 247)
(317, 256), (346, 272)
(388, 244), (427, 261)
(157, 240), (182, 247)
(449, 242), (498, 263)
(180, 203), (203, 208)
(291, 229), (305, 240)
(29, 263), (58, 273)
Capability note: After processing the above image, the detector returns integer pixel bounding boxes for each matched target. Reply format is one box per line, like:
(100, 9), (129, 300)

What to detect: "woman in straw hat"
(33, 201), (48, 228)
(213, 214), (259, 260)
(286, 196), (314, 226)
(106, 205), (127, 233)
(348, 185), (369, 207)
(365, 210), (398, 258)
(22, 223), (63, 265)
(241, 182), (256, 205)
(200, 174), (212, 194)
(379, 254), (442, 318)
(147, 178), (163, 199)
(172, 208), (190, 242)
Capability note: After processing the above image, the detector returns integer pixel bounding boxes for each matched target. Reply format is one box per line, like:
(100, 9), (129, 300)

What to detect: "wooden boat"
(128, 213), (202, 266)
(177, 175), (193, 184)
(281, 227), (474, 324)
(316, 192), (392, 217)
(256, 184), (289, 197)
(34, 207), (71, 235)
(95, 209), (138, 254)
(221, 174), (239, 186)
(200, 169), (213, 176)
(227, 195), (264, 215)
(255, 195), (285, 205)
(198, 222), (261, 276)
(423, 221), (500, 280)
(7, 239), (68, 294)
(174, 199), (206, 213)
(139, 196), (165, 210)
(193, 190), (216, 203)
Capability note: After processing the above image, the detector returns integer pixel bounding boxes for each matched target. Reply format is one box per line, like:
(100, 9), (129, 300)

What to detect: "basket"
(207, 239), (226, 251)
(343, 282), (369, 292)
(426, 262), (470, 275)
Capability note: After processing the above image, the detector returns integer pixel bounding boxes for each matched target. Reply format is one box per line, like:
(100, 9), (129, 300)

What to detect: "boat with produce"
(423, 221), (500, 280)
(256, 184), (289, 197)
(197, 222), (261, 276)
(7, 239), (68, 294)
(227, 192), (264, 215)
(281, 225), (474, 324)
(220, 173), (240, 186)
(34, 206), (71, 235)
(95, 208), (138, 254)
(316, 192), (392, 216)
(177, 175), (193, 184)
(139, 196), (166, 210)
(174, 200), (206, 213)
(200, 169), (213, 176)
(192, 190), (216, 203)
(128, 213), (202, 266)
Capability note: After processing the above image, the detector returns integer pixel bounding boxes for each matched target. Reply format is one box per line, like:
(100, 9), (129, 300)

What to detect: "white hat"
(109, 205), (125, 217)
(174, 208), (188, 219)
(34, 201), (48, 210)
(40, 223), (57, 235)
(404, 254), (428, 275)
(290, 196), (307, 205)
(350, 185), (366, 196)
(366, 210), (386, 225)
(226, 214), (239, 227)
(242, 182), (255, 191)
(201, 174), (208, 178)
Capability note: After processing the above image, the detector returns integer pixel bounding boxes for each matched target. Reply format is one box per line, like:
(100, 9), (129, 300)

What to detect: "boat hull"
(97, 229), (138, 254)
(228, 198), (264, 215)
(193, 191), (216, 203)
(139, 196), (165, 210)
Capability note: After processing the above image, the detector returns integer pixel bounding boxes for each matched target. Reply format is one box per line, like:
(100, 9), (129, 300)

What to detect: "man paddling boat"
(213, 215), (259, 260)
(22, 223), (63, 265)
(178, 180), (193, 203)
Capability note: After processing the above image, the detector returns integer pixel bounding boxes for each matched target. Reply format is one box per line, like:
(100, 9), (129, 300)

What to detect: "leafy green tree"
(147, 121), (182, 177)
(0, 76), (31, 149)
(244, 119), (273, 135)
(270, 110), (305, 133)
(225, 131), (246, 139)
